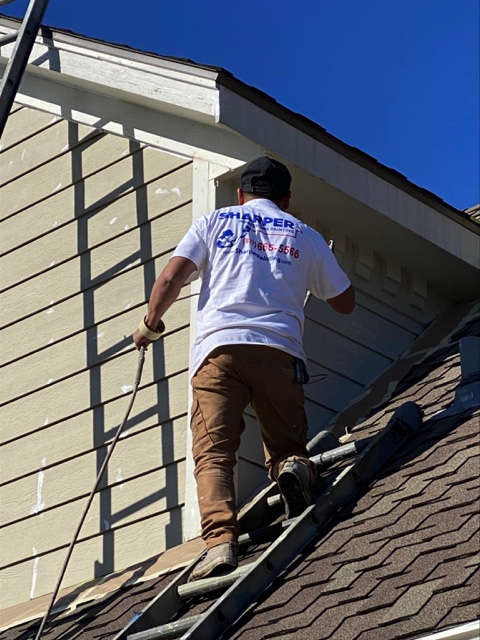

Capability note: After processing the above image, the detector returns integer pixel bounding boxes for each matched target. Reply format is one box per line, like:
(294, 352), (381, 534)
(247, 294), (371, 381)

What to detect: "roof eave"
(216, 71), (477, 233)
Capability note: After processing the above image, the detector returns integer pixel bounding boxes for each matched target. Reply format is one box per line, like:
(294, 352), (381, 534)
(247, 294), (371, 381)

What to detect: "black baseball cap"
(240, 156), (291, 198)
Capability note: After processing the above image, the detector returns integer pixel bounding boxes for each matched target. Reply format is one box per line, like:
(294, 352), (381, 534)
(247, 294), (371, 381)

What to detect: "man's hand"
(131, 257), (197, 352)
(132, 328), (152, 351)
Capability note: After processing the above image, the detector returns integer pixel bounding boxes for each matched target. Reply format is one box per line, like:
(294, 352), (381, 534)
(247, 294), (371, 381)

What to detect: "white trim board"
(410, 621), (480, 640)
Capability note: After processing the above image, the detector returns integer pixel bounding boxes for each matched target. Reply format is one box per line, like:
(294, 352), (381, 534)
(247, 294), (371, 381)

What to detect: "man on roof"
(133, 156), (355, 581)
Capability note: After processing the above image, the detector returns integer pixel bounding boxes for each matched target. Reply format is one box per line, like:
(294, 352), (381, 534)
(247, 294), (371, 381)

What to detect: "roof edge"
(409, 620), (480, 640)
(1, 13), (477, 235)
(216, 72), (478, 234)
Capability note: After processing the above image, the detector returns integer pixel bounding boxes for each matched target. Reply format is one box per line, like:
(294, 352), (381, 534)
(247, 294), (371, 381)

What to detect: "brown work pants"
(191, 344), (315, 549)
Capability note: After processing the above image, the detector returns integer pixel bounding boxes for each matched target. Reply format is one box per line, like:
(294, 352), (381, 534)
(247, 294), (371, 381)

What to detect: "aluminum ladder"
(114, 401), (423, 640)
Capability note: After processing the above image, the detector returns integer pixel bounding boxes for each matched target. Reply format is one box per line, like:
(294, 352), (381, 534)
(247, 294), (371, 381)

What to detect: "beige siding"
(0, 120), (98, 185)
(0, 106), (193, 609)
(0, 105), (60, 152)
(0, 165), (192, 288)
(0, 507), (183, 612)
(1, 371), (189, 485)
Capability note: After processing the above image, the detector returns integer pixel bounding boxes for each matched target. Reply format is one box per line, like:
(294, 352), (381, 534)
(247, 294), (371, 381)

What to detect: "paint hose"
(34, 346), (146, 640)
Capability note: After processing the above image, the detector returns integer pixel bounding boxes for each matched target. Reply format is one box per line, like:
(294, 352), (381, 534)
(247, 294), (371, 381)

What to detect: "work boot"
(188, 542), (238, 582)
(277, 458), (315, 518)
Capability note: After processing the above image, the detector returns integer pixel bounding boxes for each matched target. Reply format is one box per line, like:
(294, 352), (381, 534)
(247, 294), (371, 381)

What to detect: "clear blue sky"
(2, 0), (479, 211)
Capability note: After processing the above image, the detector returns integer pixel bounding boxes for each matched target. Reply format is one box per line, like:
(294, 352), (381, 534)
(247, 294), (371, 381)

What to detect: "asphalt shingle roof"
(2, 310), (479, 640)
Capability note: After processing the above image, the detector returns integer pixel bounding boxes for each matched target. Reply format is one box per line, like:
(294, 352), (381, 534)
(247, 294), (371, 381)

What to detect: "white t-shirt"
(172, 199), (351, 376)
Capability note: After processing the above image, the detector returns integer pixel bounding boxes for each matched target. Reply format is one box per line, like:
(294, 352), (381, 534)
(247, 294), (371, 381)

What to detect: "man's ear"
(237, 188), (245, 205)
(279, 192), (291, 211)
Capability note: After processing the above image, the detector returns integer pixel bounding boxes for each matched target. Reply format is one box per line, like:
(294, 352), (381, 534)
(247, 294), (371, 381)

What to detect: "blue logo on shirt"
(216, 224), (252, 249)
(216, 230), (236, 248)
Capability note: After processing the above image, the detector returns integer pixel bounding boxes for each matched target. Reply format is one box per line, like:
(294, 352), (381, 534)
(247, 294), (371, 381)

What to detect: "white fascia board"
(0, 24), (220, 123)
(217, 85), (479, 270)
(410, 620), (480, 640)
(2, 65), (262, 169)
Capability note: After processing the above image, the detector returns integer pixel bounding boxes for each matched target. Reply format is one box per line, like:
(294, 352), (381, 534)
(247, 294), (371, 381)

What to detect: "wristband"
(138, 317), (165, 341)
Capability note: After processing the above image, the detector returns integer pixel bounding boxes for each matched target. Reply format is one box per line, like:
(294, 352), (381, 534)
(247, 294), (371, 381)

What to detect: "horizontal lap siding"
(0, 105), (60, 153)
(0, 371), (189, 484)
(0, 120), (97, 185)
(0, 107), (193, 609)
(0, 322), (190, 435)
(0, 508), (183, 614)
(0, 165), (193, 289)
(302, 285), (423, 434)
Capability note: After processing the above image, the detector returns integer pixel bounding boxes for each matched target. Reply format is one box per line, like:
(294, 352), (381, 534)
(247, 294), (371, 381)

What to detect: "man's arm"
(133, 256), (198, 350)
(326, 285), (355, 314)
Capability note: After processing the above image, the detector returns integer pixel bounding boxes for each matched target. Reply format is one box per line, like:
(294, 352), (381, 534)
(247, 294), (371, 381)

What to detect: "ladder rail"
(179, 402), (422, 640)
(117, 402), (421, 640)
(0, 0), (50, 138)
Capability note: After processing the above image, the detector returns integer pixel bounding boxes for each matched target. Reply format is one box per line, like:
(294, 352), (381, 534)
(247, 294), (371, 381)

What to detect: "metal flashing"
(431, 336), (480, 419)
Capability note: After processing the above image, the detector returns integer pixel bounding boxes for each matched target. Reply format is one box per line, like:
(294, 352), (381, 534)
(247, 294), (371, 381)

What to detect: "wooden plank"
(355, 287), (427, 337)
(0, 505), (185, 610)
(0, 201), (191, 325)
(0, 106), (60, 152)
(81, 146), (189, 212)
(89, 202), (192, 282)
(306, 295), (417, 359)
(303, 319), (391, 385)
(0, 121), (97, 185)
(0, 252), (176, 363)
(0, 257), (81, 327)
(0, 461), (186, 566)
(304, 360), (364, 413)
(0, 132), (131, 220)
(0, 327), (190, 440)
(86, 163), (192, 248)
(351, 276), (434, 330)
(0, 371), (189, 483)
(0, 207), (189, 325)
(0, 167), (192, 289)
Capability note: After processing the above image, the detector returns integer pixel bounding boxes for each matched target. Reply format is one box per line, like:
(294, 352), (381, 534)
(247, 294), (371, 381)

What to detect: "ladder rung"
(238, 518), (294, 547)
(266, 438), (374, 508)
(127, 614), (202, 640)
(177, 564), (251, 599)
(0, 32), (17, 46)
